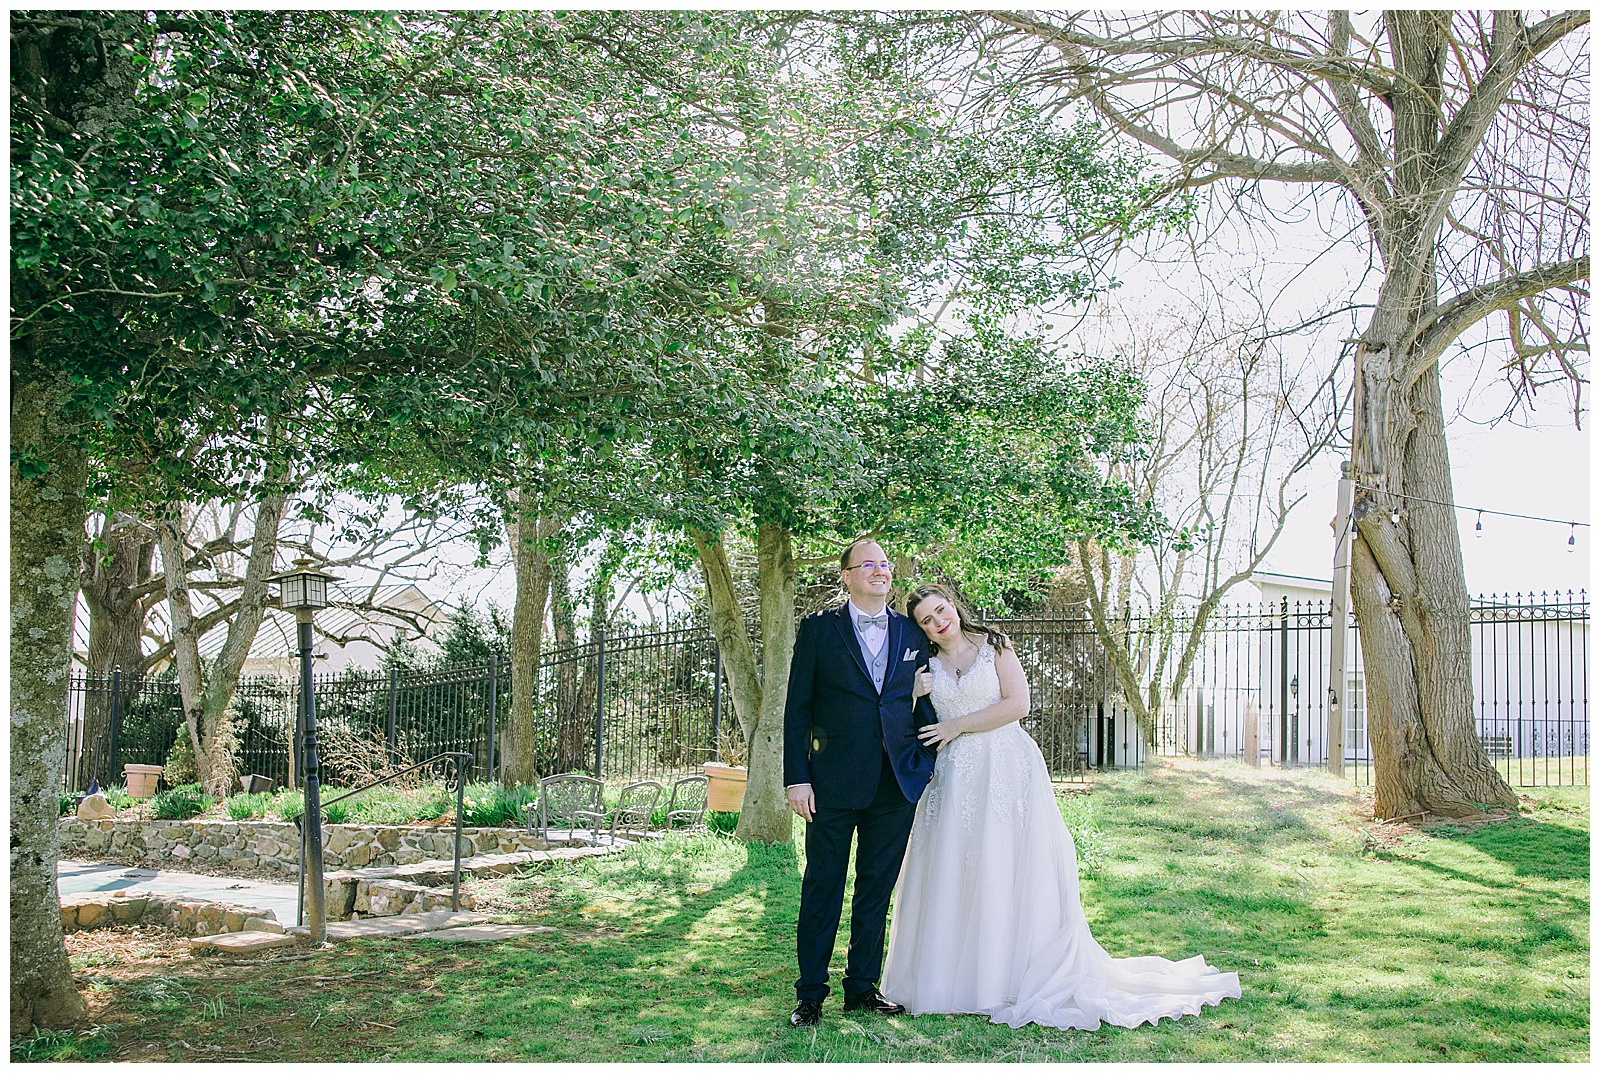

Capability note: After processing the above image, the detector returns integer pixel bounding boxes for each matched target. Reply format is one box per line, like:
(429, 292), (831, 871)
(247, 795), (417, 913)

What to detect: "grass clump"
(150, 784), (212, 820)
(225, 792), (274, 820)
(10, 1025), (118, 1063)
(458, 782), (538, 827)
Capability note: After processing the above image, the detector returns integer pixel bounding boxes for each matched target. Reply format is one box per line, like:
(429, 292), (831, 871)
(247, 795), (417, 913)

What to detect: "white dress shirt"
(847, 598), (889, 659)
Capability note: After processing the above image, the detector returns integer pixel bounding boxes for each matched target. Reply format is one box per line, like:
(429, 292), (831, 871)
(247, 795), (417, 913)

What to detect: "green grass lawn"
(23, 759), (1589, 1062)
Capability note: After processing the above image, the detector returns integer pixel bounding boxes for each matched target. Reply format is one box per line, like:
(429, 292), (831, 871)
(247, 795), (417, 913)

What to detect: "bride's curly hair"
(905, 583), (1011, 655)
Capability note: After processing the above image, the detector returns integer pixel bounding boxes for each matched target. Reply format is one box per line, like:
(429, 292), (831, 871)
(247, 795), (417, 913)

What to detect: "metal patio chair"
(525, 773), (606, 843)
(664, 774), (709, 832)
(607, 779), (664, 841)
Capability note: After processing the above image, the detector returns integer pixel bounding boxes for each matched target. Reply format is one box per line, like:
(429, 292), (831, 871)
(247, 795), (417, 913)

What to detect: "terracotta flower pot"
(124, 764), (163, 800)
(701, 762), (747, 813)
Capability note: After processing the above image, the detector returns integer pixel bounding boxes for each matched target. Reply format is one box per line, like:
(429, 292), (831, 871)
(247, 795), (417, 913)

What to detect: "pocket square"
(902, 648), (918, 662)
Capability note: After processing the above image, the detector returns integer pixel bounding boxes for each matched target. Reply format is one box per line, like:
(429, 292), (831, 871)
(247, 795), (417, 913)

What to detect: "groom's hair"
(838, 538), (877, 571)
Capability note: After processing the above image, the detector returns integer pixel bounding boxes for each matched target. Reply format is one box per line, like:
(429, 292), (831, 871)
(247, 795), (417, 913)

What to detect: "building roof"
(73, 583), (448, 671)
(1250, 570), (1334, 588)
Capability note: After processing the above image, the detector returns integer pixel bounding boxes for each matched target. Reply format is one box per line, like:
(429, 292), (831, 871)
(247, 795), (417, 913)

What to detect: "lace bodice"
(929, 641), (1002, 722)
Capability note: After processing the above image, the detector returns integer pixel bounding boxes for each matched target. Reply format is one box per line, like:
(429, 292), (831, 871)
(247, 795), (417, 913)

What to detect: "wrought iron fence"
(63, 590), (1586, 795)
(994, 589), (1588, 789)
(64, 625), (727, 794)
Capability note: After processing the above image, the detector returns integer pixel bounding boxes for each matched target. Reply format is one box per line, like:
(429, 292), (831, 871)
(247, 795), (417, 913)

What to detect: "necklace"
(943, 639), (981, 680)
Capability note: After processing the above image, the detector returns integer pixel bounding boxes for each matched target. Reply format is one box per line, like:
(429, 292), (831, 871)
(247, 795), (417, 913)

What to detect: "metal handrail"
(297, 751), (476, 924)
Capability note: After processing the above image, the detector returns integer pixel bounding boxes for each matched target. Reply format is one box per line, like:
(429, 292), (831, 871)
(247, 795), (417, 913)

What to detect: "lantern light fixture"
(270, 558), (338, 616)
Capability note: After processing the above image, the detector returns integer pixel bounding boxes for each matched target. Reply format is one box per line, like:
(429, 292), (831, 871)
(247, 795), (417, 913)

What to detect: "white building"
(71, 583), (448, 677)
(1083, 570), (1588, 771)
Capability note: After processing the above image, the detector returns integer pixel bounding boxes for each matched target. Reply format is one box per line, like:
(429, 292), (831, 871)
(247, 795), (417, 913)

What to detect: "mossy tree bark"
(690, 523), (796, 844)
(10, 369), (90, 1032)
(505, 498), (565, 787)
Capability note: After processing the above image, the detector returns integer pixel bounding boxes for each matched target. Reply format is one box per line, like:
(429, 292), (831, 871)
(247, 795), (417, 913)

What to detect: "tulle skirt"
(881, 723), (1240, 1030)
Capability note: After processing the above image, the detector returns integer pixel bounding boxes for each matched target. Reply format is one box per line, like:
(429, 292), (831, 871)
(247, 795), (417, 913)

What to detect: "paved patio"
(58, 858), (301, 926)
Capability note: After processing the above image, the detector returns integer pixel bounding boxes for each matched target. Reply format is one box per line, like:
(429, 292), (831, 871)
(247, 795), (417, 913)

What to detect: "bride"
(880, 583), (1241, 1031)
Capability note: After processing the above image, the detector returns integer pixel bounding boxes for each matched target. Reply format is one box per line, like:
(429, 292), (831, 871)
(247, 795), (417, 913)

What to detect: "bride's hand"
(918, 720), (962, 749)
(913, 668), (933, 699)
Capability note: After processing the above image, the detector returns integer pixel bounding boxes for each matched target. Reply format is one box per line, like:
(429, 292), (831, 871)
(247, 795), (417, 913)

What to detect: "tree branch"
(1415, 256), (1590, 369)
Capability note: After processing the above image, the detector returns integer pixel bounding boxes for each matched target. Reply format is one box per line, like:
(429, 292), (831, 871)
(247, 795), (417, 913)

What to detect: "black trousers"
(795, 753), (917, 1002)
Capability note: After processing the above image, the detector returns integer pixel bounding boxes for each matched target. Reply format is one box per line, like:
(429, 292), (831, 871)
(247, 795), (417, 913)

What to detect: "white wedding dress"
(881, 642), (1241, 1030)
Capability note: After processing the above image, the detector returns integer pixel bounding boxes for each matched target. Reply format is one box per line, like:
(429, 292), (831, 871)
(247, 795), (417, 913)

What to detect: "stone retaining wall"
(59, 817), (557, 872)
(61, 889), (283, 937)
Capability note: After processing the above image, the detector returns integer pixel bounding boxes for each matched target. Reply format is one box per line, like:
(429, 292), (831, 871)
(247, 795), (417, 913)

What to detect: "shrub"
(458, 782), (537, 827)
(275, 792), (305, 822)
(151, 784), (212, 820)
(342, 786), (448, 825)
(60, 793), (75, 817)
(162, 731), (198, 787)
(225, 792), (273, 821)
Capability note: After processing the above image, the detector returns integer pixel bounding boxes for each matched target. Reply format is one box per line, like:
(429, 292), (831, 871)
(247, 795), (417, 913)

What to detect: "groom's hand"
(786, 783), (816, 821)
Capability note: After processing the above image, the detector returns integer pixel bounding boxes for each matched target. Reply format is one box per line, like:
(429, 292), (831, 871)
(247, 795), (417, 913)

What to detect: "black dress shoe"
(842, 988), (905, 1015)
(790, 998), (823, 1027)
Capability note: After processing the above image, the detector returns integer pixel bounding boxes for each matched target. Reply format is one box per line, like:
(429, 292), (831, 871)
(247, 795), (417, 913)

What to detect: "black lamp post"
(271, 558), (337, 942)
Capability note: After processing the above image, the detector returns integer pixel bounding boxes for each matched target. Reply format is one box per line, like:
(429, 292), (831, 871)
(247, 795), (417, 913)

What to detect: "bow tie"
(858, 613), (888, 629)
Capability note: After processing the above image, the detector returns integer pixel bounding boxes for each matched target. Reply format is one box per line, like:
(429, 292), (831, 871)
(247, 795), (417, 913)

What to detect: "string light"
(1351, 482), (1587, 555)
(1356, 483), (1588, 530)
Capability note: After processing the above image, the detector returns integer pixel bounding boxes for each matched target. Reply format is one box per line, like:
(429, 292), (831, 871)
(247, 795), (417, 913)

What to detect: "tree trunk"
(689, 528), (763, 745)
(550, 554), (586, 773)
(688, 523), (797, 844)
(737, 522), (797, 844)
(10, 370), (89, 1032)
(1350, 349), (1518, 818)
(505, 501), (561, 787)
(1343, 13), (1518, 820)
(157, 505), (214, 791)
(154, 493), (284, 800)
(77, 513), (155, 784)
(200, 492), (286, 798)
(81, 513), (155, 678)
(1077, 538), (1160, 745)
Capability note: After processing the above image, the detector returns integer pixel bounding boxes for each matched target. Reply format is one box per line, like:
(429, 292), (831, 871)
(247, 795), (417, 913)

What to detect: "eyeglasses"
(844, 561), (895, 574)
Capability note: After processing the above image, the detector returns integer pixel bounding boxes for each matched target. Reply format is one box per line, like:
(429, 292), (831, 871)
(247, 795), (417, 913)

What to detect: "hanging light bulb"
(1475, 511), (1483, 537)
(1568, 524), (1576, 553)
(1390, 507), (1401, 526)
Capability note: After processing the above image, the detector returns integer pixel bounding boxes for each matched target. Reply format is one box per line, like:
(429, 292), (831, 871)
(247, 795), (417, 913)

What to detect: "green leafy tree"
(8, 7), (755, 1026)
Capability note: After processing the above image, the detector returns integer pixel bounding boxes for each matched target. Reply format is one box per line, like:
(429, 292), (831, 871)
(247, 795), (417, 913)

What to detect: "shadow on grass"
(1110, 761), (1351, 852)
(1455, 816), (1589, 880)
(385, 836), (804, 1057)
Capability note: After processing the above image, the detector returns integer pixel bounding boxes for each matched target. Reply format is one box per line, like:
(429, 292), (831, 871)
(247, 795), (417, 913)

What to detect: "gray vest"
(853, 615), (890, 693)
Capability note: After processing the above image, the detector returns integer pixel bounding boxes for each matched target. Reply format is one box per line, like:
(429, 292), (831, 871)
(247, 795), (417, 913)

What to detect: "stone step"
(288, 908), (493, 942)
(307, 842), (628, 922)
(190, 931), (302, 957)
(62, 888), (281, 937)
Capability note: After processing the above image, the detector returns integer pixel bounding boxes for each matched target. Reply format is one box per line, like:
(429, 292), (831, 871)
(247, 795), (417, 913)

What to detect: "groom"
(783, 538), (938, 1027)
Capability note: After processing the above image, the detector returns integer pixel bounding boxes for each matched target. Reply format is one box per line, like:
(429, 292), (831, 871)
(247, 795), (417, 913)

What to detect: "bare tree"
(1076, 295), (1340, 744)
(133, 494), (478, 797)
(981, 10), (1589, 817)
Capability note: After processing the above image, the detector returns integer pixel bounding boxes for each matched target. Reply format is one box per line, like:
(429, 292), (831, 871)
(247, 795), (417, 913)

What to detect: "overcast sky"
(1093, 195), (1590, 599)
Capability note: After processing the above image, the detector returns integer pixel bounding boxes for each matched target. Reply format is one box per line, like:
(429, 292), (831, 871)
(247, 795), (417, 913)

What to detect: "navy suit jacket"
(783, 603), (939, 809)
